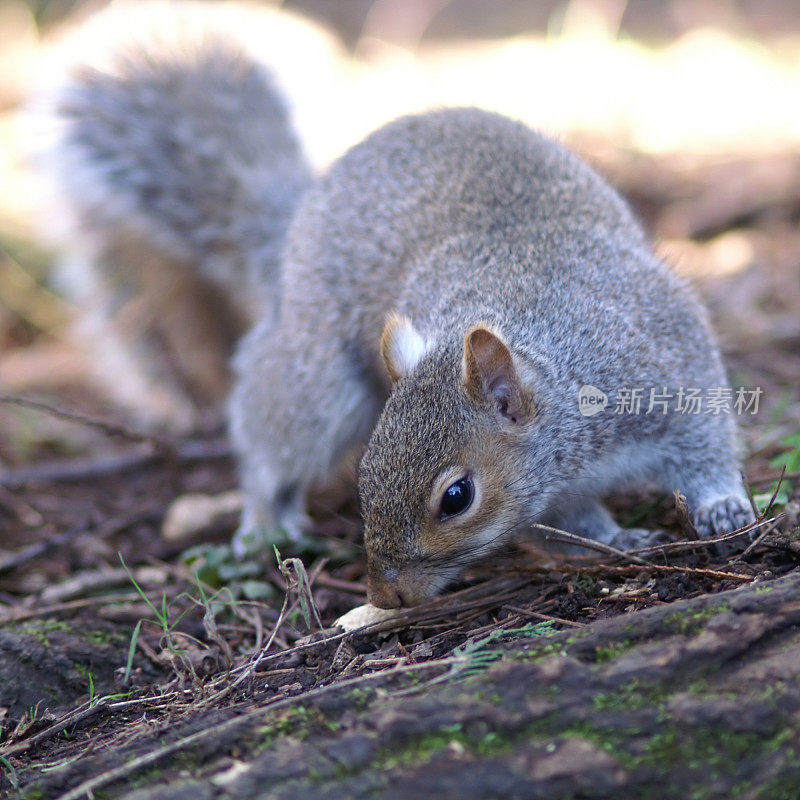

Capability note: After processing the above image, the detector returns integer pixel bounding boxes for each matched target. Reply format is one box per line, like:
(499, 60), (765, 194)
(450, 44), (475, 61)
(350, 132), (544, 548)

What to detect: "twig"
(530, 522), (650, 566)
(0, 486), (43, 525)
(0, 593), (165, 625)
(0, 438), (231, 489)
(195, 566), (295, 709)
(742, 471), (760, 520)
(361, 656), (405, 670)
(200, 577), (531, 686)
(0, 525), (88, 578)
(0, 395), (163, 449)
(624, 517), (775, 557)
(37, 562), (168, 606)
(557, 563), (752, 583)
(734, 516), (786, 562)
(760, 466), (787, 517)
(1, 702), (101, 758)
(503, 604), (586, 628)
(252, 668), (296, 679)
(0, 693), (192, 759)
(0, 508), (162, 577)
(9, 701), (102, 758)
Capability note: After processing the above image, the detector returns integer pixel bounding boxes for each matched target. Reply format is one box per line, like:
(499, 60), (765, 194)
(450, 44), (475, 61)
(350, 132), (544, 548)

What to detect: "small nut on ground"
(334, 603), (400, 632)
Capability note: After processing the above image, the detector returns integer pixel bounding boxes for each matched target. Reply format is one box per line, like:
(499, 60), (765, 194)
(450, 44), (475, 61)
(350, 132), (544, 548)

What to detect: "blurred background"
(0, 0), (799, 464)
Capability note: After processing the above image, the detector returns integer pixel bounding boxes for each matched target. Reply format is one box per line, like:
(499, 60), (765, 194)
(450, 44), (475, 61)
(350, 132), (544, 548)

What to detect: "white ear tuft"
(380, 313), (428, 383)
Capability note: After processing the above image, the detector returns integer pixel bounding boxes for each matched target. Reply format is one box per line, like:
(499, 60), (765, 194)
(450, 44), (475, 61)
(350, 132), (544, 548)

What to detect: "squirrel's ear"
(463, 325), (533, 423)
(381, 313), (428, 383)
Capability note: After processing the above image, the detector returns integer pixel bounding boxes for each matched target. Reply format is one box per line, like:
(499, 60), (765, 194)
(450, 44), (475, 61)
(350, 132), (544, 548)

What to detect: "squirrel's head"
(359, 315), (539, 608)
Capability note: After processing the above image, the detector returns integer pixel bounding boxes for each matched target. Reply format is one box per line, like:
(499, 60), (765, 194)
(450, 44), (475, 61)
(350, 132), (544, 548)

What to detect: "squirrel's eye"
(440, 477), (474, 518)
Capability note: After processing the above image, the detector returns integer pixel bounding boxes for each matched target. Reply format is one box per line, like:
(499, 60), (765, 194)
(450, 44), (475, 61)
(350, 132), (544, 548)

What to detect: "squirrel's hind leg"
(229, 319), (383, 557)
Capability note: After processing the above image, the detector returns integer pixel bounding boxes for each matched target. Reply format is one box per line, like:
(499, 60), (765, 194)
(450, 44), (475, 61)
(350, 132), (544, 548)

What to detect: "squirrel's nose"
(367, 566), (434, 608)
(367, 577), (404, 609)
(366, 565), (403, 609)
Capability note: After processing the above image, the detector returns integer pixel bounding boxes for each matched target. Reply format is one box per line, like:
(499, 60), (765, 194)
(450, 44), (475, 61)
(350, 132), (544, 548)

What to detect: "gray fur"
(55, 38), (310, 314)
(45, 33), (311, 428)
(230, 108), (753, 583)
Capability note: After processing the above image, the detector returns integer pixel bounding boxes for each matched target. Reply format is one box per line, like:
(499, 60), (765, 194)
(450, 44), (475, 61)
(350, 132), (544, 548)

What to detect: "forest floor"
(0, 136), (799, 799)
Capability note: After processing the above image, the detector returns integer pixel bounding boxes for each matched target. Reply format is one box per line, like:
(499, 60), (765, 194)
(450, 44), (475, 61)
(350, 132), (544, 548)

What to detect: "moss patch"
(375, 722), (513, 771)
(663, 604), (729, 636)
(257, 705), (339, 749)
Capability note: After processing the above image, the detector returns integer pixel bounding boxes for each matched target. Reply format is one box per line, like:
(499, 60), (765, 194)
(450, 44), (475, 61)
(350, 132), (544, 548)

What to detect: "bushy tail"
(47, 20), (311, 316)
(32, 5), (313, 428)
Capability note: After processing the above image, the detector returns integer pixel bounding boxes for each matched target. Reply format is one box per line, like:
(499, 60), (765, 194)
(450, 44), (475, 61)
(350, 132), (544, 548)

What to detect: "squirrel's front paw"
(232, 501), (311, 559)
(691, 495), (756, 556)
(692, 494), (755, 540)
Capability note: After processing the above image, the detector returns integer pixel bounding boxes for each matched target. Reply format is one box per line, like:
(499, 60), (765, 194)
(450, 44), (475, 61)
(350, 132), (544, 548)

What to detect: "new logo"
(578, 384), (608, 417)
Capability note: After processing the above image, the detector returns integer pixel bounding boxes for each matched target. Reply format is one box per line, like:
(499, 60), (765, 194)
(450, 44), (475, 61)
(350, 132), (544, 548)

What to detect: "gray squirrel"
(231, 108), (755, 607)
(43, 22), (754, 609)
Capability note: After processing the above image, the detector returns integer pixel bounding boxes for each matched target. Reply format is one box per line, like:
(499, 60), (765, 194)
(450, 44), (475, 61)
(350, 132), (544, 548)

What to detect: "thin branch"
(735, 516), (789, 562)
(0, 508), (162, 577)
(0, 395), (163, 448)
(196, 584), (292, 709)
(0, 692), (193, 760)
(0, 438), (231, 489)
(625, 517), (776, 557)
(503, 604), (586, 628)
(761, 466), (787, 516)
(557, 563), (752, 583)
(530, 522), (650, 566)
(742, 471), (760, 520)
(0, 524), (89, 578)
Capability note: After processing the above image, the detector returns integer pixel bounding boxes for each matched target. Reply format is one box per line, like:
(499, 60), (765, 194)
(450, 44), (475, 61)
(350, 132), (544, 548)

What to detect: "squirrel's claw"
(692, 494), (755, 539)
(691, 494), (756, 557)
